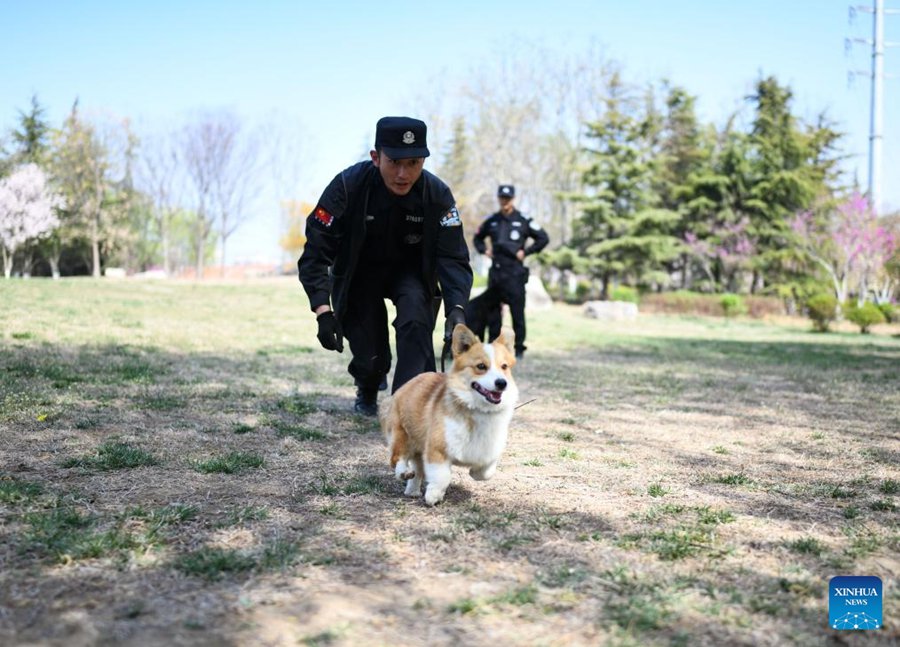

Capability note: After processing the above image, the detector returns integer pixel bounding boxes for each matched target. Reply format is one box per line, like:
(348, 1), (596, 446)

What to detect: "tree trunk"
(91, 212), (101, 277)
(750, 269), (759, 295)
(195, 217), (206, 280)
(2, 246), (13, 279)
(196, 236), (205, 279)
(220, 233), (227, 278)
(46, 239), (61, 279)
(874, 278), (894, 304)
(92, 162), (104, 278)
(22, 251), (33, 278)
(600, 272), (610, 300)
(162, 215), (171, 276)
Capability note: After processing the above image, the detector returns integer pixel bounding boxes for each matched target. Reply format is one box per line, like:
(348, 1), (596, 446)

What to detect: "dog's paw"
(423, 489), (445, 506)
(469, 463), (497, 481)
(403, 479), (422, 497)
(394, 459), (416, 481)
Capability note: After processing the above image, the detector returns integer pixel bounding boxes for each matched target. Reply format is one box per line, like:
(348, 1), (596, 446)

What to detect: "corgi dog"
(380, 324), (519, 506)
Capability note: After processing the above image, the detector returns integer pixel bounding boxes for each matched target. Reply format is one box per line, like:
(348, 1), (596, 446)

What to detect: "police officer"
(469, 185), (549, 358)
(298, 116), (472, 416)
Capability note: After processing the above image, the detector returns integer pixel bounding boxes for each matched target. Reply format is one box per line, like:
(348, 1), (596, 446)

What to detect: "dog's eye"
(476, 363), (487, 371)
(501, 363), (508, 370)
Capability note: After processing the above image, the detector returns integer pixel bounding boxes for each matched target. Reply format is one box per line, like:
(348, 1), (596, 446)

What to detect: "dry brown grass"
(1, 278), (898, 646)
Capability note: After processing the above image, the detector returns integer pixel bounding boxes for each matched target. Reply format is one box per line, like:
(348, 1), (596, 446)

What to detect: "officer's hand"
(444, 306), (466, 342)
(516, 249), (525, 261)
(485, 248), (493, 259)
(316, 311), (344, 352)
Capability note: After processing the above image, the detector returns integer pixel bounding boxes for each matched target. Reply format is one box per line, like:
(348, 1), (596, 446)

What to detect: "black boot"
(354, 388), (378, 417)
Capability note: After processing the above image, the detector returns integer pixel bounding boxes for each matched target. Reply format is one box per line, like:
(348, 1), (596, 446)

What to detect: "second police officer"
(469, 184), (549, 359)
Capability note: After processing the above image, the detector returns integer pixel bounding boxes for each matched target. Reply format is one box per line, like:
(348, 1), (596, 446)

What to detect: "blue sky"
(3, 1), (897, 262)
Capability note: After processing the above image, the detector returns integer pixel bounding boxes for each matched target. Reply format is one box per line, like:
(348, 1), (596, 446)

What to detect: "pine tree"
(11, 95), (51, 166)
(654, 84), (714, 287)
(572, 74), (681, 296)
(744, 76), (840, 293)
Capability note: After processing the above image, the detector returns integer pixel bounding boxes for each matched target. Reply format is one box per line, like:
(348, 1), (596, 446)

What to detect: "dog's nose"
(494, 378), (507, 391)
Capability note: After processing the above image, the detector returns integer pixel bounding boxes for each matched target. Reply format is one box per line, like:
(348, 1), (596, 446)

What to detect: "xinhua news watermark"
(829, 576), (882, 631)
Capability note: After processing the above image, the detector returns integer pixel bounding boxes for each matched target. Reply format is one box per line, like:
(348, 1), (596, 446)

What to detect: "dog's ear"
(452, 324), (478, 357)
(493, 327), (515, 353)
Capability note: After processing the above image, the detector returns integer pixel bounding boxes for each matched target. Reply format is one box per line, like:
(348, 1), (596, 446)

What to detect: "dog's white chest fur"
(444, 411), (512, 468)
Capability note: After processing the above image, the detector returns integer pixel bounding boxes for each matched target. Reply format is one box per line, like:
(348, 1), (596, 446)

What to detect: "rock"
(583, 300), (638, 321)
(526, 276), (553, 312)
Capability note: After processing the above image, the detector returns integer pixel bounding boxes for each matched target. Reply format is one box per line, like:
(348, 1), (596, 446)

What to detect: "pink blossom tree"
(683, 216), (756, 291)
(0, 164), (62, 278)
(791, 192), (898, 305)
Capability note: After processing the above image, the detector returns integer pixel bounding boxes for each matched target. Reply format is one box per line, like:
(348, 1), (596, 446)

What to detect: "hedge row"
(638, 291), (784, 318)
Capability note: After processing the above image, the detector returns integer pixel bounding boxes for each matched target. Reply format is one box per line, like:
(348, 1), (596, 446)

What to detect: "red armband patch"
(314, 206), (334, 227)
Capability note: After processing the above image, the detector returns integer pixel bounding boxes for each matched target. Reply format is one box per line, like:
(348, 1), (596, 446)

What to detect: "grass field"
(1, 278), (898, 646)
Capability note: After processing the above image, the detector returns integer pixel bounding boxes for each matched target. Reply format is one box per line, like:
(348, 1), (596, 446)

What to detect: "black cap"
(375, 116), (430, 159)
(498, 184), (515, 198)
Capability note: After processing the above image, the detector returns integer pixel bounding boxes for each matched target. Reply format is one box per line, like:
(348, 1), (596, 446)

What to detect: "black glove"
(316, 311), (343, 352)
(444, 306), (466, 342)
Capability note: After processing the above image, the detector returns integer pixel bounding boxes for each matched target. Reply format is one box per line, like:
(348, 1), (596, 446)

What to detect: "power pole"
(850, 1), (899, 216)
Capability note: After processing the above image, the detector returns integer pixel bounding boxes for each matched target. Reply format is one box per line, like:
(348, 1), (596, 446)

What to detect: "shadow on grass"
(1, 333), (898, 644)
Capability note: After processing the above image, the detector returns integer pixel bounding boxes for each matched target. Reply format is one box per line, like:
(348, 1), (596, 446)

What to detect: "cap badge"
(402, 131), (415, 144)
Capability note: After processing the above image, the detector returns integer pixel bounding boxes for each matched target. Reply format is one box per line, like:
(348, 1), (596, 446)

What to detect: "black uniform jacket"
(473, 209), (549, 278)
(298, 161), (473, 327)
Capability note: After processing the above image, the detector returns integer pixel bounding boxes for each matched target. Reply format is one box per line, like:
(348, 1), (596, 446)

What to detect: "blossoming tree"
(0, 164), (62, 278)
(791, 192), (897, 305)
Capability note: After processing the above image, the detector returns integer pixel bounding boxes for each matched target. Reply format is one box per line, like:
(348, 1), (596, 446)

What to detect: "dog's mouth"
(472, 382), (503, 405)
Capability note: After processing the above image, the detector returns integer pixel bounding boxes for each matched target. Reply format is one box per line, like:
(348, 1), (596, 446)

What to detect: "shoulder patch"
(440, 206), (462, 227)
(314, 206), (334, 228)
(530, 220), (542, 230)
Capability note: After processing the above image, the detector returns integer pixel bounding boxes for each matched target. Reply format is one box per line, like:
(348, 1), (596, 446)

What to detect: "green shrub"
(573, 280), (592, 303)
(844, 301), (886, 334)
(610, 285), (639, 303)
(720, 293), (746, 318)
(806, 294), (838, 332)
(876, 302), (896, 323)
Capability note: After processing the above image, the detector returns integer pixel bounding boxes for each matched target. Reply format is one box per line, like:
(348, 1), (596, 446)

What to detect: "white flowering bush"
(0, 164), (63, 278)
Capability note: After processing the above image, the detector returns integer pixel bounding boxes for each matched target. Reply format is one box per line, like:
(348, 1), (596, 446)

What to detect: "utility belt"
(489, 260), (528, 284)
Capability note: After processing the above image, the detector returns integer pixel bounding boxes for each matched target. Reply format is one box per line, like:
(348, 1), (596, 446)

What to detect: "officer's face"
(498, 196), (515, 215)
(371, 150), (425, 196)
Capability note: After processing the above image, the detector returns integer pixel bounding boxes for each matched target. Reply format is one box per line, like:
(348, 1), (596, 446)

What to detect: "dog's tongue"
(472, 382), (503, 404)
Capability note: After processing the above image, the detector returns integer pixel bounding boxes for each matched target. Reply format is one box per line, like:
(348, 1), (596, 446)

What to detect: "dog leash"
(440, 337), (452, 373)
(515, 398), (537, 410)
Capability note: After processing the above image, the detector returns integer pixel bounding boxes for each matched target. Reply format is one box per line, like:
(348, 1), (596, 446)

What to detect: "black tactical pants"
(342, 266), (435, 394)
(465, 272), (527, 355)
